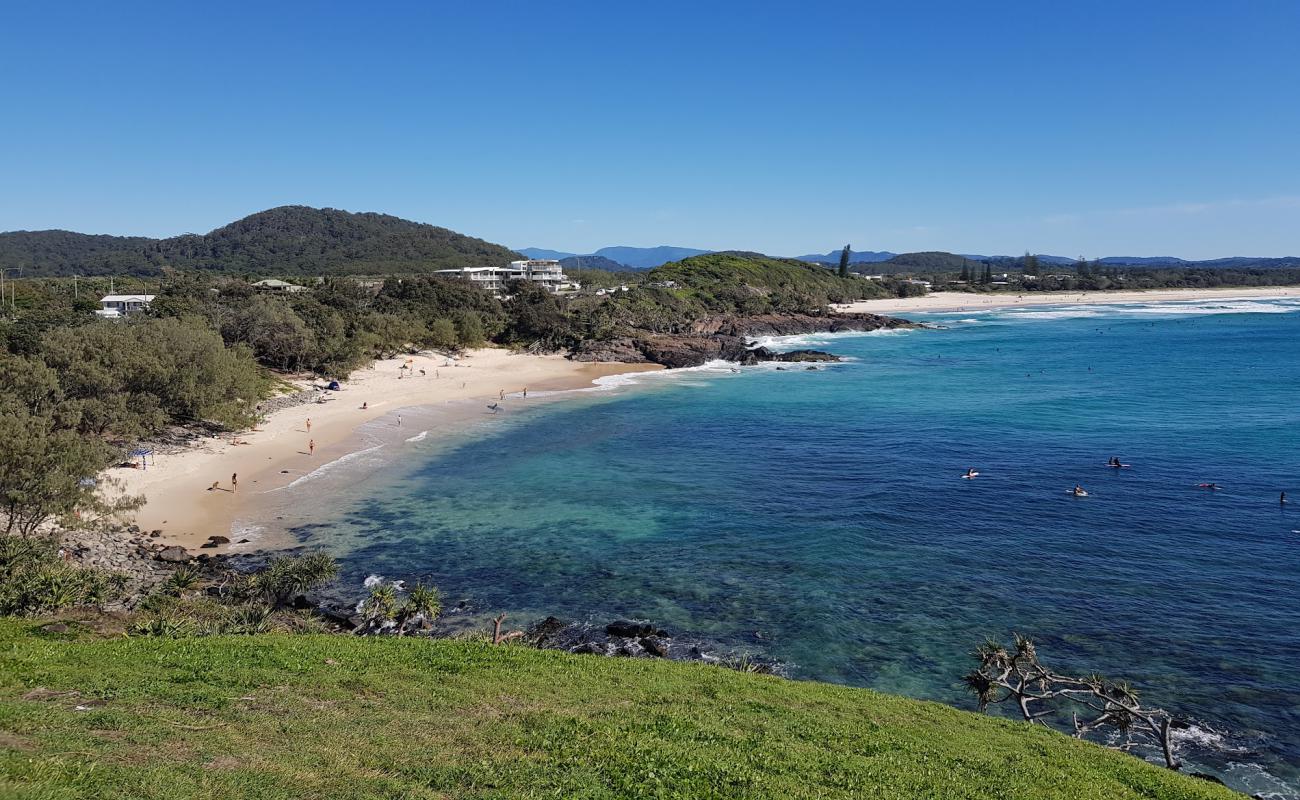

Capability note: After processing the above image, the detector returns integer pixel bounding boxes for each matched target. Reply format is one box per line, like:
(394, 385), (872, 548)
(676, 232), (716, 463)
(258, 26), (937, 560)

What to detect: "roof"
(252, 279), (304, 288)
(100, 294), (156, 303)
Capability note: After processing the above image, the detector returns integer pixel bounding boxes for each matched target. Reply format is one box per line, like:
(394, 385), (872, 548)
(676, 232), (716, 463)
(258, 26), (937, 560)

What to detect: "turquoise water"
(286, 297), (1300, 796)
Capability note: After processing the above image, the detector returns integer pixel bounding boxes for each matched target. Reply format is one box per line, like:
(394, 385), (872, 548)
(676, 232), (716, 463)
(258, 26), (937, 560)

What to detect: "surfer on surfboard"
(963, 468), (978, 479)
(1072, 485), (1088, 497)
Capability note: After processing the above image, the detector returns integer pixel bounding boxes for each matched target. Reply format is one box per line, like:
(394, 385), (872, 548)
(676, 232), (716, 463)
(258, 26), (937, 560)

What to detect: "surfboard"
(1104, 463), (1131, 468)
(1069, 490), (1089, 497)
(961, 472), (980, 479)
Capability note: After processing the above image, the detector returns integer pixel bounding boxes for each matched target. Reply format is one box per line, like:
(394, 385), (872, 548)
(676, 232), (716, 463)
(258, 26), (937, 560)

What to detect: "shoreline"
(833, 285), (1300, 315)
(104, 349), (660, 552)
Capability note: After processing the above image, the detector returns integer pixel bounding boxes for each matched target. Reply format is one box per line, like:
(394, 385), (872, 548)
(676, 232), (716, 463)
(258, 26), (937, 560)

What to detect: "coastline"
(833, 285), (1300, 315)
(104, 349), (660, 552)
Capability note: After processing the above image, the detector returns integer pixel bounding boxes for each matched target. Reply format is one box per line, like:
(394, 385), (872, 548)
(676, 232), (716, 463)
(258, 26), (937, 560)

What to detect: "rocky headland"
(569, 311), (916, 368)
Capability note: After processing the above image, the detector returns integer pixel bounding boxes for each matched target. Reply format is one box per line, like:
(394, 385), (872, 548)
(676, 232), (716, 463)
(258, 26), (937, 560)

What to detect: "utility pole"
(0, 267), (21, 314)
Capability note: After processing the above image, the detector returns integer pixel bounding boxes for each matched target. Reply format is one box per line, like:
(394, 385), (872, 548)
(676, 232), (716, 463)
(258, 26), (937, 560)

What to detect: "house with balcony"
(434, 260), (579, 298)
(96, 294), (155, 318)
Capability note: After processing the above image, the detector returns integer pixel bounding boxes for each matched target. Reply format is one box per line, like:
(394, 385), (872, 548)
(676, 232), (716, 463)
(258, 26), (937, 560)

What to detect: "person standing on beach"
(306, 418), (311, 433)
(231, 473), (237, 492)
(309, 439), (315, 455)
(499, 389), (504, 400)
(522, 387), (528, 398)
(397, 415), (402, 427)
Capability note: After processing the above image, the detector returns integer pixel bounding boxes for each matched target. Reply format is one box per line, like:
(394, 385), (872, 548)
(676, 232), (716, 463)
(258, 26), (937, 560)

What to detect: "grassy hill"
(647, 252), (891, 308)
(0, 206), (522, 277)
(0, 620), (1235, 799)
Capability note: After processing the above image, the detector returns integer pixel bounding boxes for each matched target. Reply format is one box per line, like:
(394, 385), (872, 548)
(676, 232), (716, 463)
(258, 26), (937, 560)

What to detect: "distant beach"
(106, 349), (659, 550)
(834, 285), (1300, 315)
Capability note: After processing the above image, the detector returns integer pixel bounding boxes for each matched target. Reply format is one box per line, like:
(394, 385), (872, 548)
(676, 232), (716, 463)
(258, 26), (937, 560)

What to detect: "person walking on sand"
(309, 439), (315, 455)
(397, 415), (402, 427)
(231, 473), (238, 492)
(306, 418), (312, 433)
(499, 389), (504, 400)
(523, 387), (528, 398)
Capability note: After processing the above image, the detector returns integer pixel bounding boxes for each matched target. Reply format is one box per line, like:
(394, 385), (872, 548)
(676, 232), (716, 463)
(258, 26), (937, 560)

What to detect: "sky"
(2, 1), (1298, 259)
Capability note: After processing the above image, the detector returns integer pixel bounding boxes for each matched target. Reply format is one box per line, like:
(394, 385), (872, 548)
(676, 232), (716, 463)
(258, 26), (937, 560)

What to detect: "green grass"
(0, 619), (1236, 799)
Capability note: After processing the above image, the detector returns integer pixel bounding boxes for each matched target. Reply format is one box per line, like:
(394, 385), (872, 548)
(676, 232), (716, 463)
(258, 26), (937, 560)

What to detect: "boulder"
(640, 637), (670, 658)
(155, 546), (190, 563)
(207, 535), (231, 545)
(605, 620), (655, 638)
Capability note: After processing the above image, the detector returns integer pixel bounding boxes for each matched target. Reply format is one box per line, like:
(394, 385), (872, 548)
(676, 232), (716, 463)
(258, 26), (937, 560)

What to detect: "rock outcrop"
(570, 312), (914, 369)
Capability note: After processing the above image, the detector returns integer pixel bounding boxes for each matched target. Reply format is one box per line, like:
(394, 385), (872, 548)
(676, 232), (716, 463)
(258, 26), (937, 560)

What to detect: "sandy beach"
(106, 349), (659, 551)
(834, 286), (1300, 315)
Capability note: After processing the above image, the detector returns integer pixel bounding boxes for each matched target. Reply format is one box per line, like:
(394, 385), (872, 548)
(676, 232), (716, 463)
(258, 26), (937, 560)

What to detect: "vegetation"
(0, 206), (522, 278)
(0, 621), (1237, 799)
(965, 635), (1182, 770)
(0, 538), (124, 615)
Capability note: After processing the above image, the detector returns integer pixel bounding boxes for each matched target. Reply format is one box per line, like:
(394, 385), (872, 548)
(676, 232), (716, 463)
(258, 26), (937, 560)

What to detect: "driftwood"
(963, 634), (1181, 770)
(491, 613), (523, 645)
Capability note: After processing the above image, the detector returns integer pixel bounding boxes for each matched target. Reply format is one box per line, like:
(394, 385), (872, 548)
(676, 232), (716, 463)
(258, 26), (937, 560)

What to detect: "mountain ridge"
(0, 206), (522, 277)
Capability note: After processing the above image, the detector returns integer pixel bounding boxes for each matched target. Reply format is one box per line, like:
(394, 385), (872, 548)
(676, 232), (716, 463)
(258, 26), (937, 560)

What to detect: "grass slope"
(0, 621), (1235, 799)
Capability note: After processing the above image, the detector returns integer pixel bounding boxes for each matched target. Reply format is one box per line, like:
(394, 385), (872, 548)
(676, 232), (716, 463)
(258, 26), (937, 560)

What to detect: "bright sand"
(834, 285), (1300, 315)
(106, 349), (659, 551)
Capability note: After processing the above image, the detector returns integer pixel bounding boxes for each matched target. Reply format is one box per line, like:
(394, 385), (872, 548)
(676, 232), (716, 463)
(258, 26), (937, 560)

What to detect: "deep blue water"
(280, 297), (1300, 796)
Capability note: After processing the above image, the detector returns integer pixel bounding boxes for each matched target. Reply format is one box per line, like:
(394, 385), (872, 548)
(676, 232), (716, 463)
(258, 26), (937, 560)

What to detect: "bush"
(0, 538), (125, 616)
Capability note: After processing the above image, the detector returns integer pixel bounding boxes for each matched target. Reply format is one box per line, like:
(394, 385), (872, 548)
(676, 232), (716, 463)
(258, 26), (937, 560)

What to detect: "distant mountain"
(517, 247), (577, 261)
(590, 246), (712, 269)
(0, 206), (522, 277)
(794, 250), (896, 264)
(559, 255), (628, 271)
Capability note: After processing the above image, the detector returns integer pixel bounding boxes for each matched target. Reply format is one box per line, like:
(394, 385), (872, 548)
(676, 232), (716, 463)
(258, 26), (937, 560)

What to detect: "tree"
(1023, 252), (1040, 276)
(964, 635), (1182, 770)
(838, 244), (852, 279)
(394, 582), (441, 636)
(0, 402), (137, 537)
(248, 552), (339, 608)
(959, 263), (971, 282)
(360, 584), (397, 632)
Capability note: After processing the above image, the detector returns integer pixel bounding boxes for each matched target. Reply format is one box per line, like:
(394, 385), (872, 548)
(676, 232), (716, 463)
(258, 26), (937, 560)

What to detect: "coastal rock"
(155, 546), (191, 563)
(207, 535), (231, 545)
(640, 636), (670, 658)
(606, 620), (656, 638)
(569, 312), (910, 368)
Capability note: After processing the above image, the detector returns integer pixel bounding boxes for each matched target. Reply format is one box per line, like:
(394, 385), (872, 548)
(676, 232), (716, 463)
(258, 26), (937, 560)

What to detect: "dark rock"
(155, 546), (190, 563)
(606, 620), (655, 638)
(527, 616), (570, 647)
(291, 595), (314, 610)
(573, 642), (608, 656)
(640, 637), (670, 658)
(570, 312), (913, 369)
(206, 535), (231, 545)
(200, 541), (218, 548)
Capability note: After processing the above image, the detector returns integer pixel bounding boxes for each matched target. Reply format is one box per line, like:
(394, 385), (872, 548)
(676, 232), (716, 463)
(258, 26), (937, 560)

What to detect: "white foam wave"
(986, 297), (1300, 323)
(748, 327), (911, 351)
(404, 430), (428, 443)
(266, 444), (386, 492)
(227, 522), (264, 550)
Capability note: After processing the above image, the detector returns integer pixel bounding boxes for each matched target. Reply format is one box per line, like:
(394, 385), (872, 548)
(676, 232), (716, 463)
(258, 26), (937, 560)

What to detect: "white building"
(97, 294), (155, 318)
(252, 278), (308, 293)
(435, 260), (579, 298)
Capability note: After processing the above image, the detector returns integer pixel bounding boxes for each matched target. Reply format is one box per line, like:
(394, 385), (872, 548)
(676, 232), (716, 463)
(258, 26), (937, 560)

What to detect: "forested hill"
(0, 206), (522, 277)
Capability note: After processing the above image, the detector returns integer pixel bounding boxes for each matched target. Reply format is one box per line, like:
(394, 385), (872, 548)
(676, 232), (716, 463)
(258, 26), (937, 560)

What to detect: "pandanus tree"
(963, 634), (1182, 770)
(394, 583), (441, 636)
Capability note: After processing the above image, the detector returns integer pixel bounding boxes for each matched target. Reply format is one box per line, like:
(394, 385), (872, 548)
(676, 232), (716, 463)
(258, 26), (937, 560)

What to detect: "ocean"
(257, 296), (1300, 796)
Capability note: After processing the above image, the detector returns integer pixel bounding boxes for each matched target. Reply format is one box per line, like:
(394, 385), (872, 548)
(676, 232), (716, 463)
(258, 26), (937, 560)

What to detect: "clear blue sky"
(2, 1), (1298, 258)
